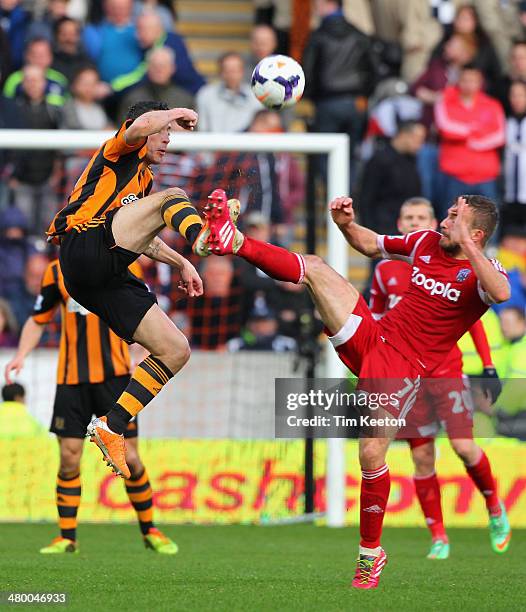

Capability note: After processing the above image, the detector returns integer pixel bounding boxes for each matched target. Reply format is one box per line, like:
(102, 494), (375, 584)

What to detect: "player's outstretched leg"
(450, 439), (511, 553)
(124, 439), (178, 554)
(40, 438), (82, 554)
(410, 439), (449, 559)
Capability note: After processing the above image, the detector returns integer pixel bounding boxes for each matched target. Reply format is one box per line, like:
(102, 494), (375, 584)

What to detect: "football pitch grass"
(1, 524), (524, 611)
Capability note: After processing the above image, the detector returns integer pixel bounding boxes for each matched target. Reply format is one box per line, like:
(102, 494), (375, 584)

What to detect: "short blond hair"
(400, 197), (435, 219)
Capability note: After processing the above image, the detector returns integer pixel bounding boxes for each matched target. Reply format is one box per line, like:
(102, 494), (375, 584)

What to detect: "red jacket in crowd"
(435, 85), (505, 184)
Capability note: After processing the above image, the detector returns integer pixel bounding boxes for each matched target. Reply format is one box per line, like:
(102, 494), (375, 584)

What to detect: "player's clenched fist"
(330, 196), (355, 227)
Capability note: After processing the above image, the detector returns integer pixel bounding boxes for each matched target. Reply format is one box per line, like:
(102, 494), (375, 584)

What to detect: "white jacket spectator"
(197, 52), (262, 133)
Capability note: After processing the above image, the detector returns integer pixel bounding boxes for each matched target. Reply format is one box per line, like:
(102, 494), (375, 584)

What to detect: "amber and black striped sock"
(56, 472), (81, 541)
(106, 356), (174, 434)
(125, 468), (154, 535)
(161, 194), (203, 245)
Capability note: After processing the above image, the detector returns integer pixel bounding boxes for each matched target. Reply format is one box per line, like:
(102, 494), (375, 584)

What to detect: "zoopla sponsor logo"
(411, 267), (461, 302)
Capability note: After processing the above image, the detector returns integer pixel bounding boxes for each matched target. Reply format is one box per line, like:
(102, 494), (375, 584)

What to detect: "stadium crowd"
(1, 0), (526, 435)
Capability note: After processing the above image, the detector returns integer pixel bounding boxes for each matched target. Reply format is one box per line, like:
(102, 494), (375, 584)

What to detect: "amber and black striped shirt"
(47, 121), (153, 241)
(32, 259), (137, 385)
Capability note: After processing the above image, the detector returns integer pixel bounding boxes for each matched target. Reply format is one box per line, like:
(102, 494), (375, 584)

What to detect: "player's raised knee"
(157, 332), (191, 373)
(159, 186), (189, 202)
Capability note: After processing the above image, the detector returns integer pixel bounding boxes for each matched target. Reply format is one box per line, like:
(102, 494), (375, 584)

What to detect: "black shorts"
(50, 375), (138, 439)
(59, 209), (157, 342)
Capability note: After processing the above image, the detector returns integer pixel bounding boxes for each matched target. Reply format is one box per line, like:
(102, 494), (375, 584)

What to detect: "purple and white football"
(251, 55), (305, 110)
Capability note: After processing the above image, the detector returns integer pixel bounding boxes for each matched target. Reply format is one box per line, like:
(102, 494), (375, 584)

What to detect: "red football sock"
(413, 472), (447, 541)
(237, 236), (305, 283)
(360, 465), (390, 549)
(466, 451), (500, 515)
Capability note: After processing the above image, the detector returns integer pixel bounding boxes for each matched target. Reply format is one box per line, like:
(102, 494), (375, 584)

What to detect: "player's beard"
(439, 236), (462, 256)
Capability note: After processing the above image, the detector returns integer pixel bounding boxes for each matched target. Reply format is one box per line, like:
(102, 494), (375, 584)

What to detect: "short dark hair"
(53, 16), (79, 37)
(2, 383), (25, 402)
(462, 194), (499, 244)
(461, 62), (483, 73)
(396, 119), (423, 135)
(126, 100), (169, 123)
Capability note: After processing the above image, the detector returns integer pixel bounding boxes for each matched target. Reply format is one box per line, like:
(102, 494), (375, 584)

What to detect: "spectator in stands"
(411, 33), (476, 132)
(369, 0), (444, 83)
(197, 52), (262, 133)
(112, 10), (205, 95)
(0, 298), (18, 347)
(435, 63), (505, 216)
(0, 0), (30, 69)
(11, 66), (61, 236)
(27, 0), (70, 42)
(432, 4), (502, 94)
(83, 0), (142, 83)
(494, 39), (526, 113)
(0, 206), (34, 307)
(269, 280), (321, 344)
(253, 0), (291, 55)
(0, 94), (22, 208)
(492, 306), (526, 441)
(227, 299), (296, 353)
(358, 120), (425, 234)
(61, 66), (111, 130)
(503, 80), (526, 234)
(10, 253), (49, 328)
(249, 110), (305, 228)
(472, 0), (525, 69)
(410, 31), (476, 203)
(133, 0), (174, 31)
(52, 17), (93, 83)
(3, 37), (67, 106)
(0, 383), (44, 437)
(236, 212), (280, 324)
(362, 79), (423, 159)
(246, 24), (277, 79)
(302, 0), (376, 158)
(187, 256), (241, 349)
(117, 47), (194, 124)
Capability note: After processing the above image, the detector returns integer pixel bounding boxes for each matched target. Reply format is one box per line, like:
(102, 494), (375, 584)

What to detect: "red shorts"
(401, 375), (474, 440)
(327, 295), (422, 421)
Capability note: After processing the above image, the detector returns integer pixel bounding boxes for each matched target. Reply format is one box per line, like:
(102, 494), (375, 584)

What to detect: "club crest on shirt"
(456, 268), (471, 282)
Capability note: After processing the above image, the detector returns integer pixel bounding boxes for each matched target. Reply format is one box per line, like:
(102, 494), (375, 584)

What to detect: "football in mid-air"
(251, 55), (305, 110)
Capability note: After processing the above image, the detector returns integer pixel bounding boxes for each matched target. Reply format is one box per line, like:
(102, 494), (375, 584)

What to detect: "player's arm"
(468, 319), (502, 403)
(4, 318), (45, 384)
(369, 264), (388, 320)
(124, 108), (198, 144)
(469, 319), (493, 368)
(144, 237), (203, 297)
(5, 260), (62, 383)
(330, 196), (381, 257)
(453, 199), (510, 303)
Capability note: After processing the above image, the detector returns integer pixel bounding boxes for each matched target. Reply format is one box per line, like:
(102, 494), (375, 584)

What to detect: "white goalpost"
(0, 129), (349, 527)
